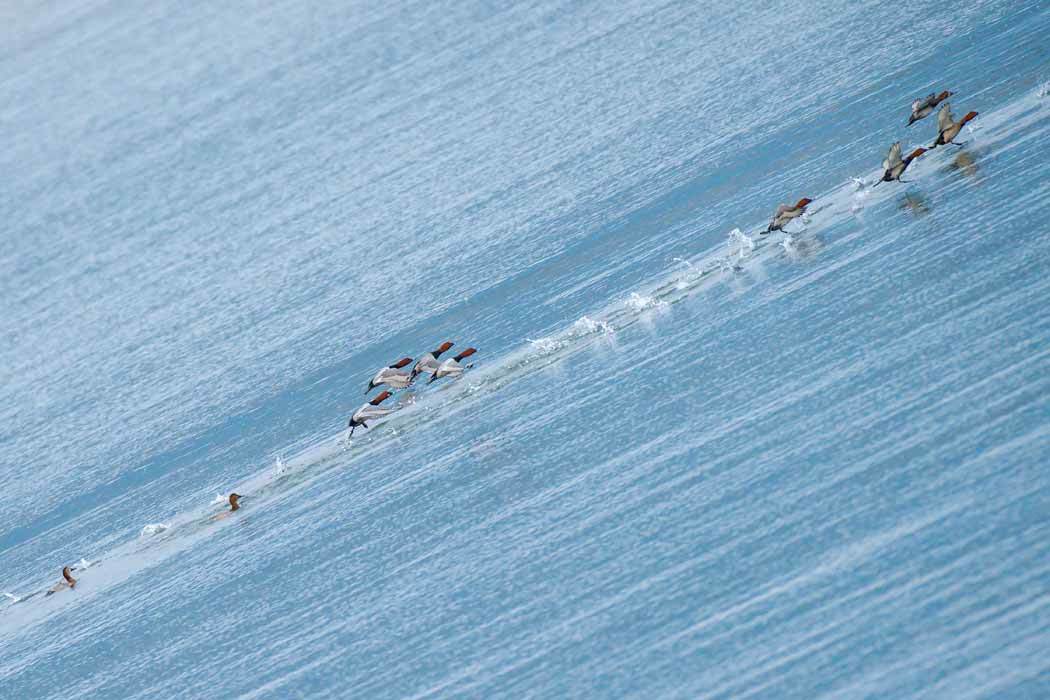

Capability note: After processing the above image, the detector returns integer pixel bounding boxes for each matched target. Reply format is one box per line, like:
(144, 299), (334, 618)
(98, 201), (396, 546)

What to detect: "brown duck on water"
(45, 566), (77, 596)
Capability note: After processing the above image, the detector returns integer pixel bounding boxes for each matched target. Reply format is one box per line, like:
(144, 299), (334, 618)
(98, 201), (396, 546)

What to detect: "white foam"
(727, 228), (755, 260)
(3, 592), (19, 603)
(572, 315), (614, 335)
(625, 292), (668, 312)
(672, 257), (702, 290)
(525, 315), (614, 359)
(140, 523), (169, 537)
(526, 336), (566, 355)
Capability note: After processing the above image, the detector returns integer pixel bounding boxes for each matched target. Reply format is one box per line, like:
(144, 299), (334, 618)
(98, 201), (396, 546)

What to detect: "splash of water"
(572, 315), (614, 335)
(672, 257), (703, 289)
(526, 336), (566, 355)
(727, 228), (754, 261)
(140, 523), (169, 537)
(625, 292), (668, 311)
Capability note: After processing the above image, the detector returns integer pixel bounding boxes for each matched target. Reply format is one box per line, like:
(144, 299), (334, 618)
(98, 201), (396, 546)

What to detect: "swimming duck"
(45, 566), (76, 596)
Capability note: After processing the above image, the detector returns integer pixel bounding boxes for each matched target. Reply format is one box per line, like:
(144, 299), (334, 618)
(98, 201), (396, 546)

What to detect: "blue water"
(2, 1), (1049, 697)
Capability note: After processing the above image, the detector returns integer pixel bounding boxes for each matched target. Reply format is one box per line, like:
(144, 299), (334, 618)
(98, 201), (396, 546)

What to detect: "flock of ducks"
(349, 341), (478, 438)
(761, 92), (977, 230)
(16, 91), (977, 602)
(11, 343), (480, 602)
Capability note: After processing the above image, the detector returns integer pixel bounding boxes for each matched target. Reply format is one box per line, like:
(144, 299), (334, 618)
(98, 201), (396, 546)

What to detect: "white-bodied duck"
(365, 357), (413, 394)
(411, 342), (454, 381)
(428, 348), (477, 384)
(348, 390), (397, 438)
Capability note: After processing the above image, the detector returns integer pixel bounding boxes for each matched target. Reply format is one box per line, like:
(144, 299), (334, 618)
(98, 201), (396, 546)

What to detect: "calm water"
(1, 1), (1048, 697)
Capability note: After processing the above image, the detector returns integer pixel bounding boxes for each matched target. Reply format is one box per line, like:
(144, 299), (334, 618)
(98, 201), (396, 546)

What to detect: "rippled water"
(2, 1), (1048, 697)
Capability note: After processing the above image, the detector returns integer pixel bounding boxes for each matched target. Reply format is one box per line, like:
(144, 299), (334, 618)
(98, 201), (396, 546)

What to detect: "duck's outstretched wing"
(883, 142), (902, 171)
(936, 103), (953, 132)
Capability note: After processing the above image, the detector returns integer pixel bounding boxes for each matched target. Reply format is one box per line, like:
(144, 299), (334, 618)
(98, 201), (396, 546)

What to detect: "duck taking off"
(428, 348), (477, 384)
(45, 567), (77, 596)
(348, 390), (397, 438)
(411, 342), (453, 381)
(876, 142), (926, 185)
(764, 199), (812, 234)
(908, 91), (952, 126)
(365, 357), (413, 394)
(931, 103), (978, 147)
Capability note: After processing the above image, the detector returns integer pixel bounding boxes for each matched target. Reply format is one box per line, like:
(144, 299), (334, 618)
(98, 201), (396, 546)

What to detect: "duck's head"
(229, 493), (242, 511)
(796, 198), (812, 210)
(433, 341), (454, 357)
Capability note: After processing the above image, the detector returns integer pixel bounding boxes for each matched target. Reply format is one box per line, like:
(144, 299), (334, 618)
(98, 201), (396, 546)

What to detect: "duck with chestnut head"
(45, 566), (77, 596)
(875, 142), (926, 185)
(764, 198), (813, 234)
(348, 390), (398, 438)
(931, 103), (978, 148)
(908, 90), (952, 126)
(410, 342), (454, 382)
(365, 357), (413, 394)
(428, 348), (478, 384)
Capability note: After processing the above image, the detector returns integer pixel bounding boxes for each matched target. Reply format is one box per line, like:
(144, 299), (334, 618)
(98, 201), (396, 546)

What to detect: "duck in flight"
(348, 390), (397, 438)
(764, 198), (812, 234)
(908, 91), (952, 126)
(875, 142), (926, 185)
(429, 348), (477, 383)
(365, 357), (413, 394)
(931, 103), (978, 148)
(411, 342), (454, 382)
